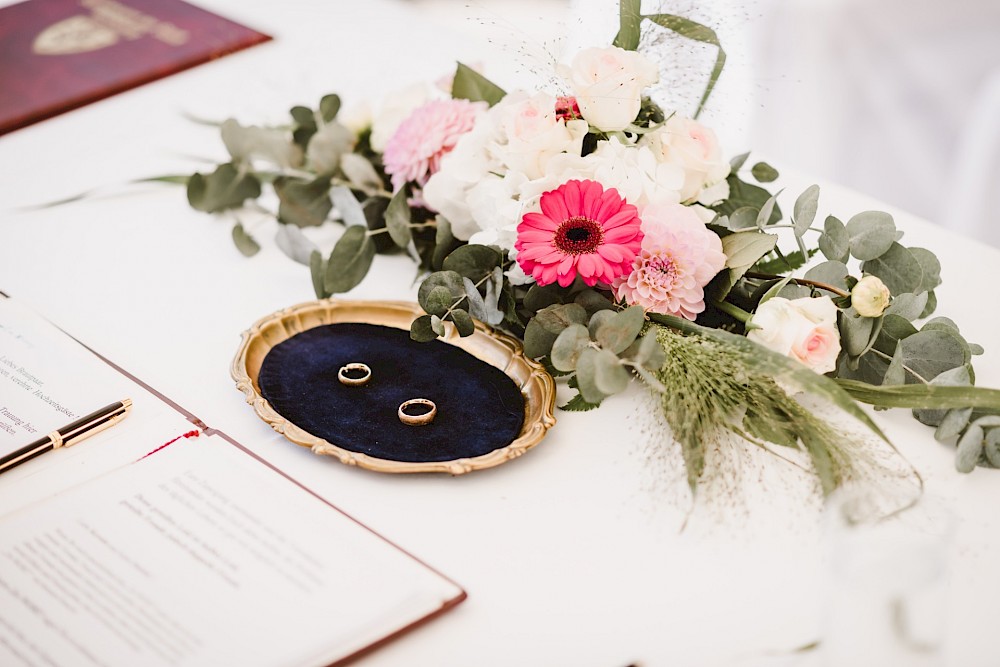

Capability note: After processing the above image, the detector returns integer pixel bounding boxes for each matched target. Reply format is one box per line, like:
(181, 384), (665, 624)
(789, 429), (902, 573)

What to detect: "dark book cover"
(0, 0), (271, 135)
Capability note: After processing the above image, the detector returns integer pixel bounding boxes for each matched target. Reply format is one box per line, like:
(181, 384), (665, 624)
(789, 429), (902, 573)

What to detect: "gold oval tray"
(231, 299), (556, 474)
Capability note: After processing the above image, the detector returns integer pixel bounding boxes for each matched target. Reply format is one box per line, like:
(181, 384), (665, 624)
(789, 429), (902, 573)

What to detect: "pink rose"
(747, 296), (841, 373)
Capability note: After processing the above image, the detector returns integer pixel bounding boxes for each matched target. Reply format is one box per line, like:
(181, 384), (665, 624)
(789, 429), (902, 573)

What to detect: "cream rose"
(747, 296), (841, 374)
(640, 114), (730, 204)
(563, 46), (659, 132)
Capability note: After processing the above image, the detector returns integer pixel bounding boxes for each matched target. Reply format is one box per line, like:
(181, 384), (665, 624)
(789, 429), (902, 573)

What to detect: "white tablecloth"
(1, 2), (998, 666)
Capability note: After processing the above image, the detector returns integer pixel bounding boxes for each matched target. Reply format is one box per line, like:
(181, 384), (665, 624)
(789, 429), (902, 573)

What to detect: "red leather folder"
(0, 0), (271, 135)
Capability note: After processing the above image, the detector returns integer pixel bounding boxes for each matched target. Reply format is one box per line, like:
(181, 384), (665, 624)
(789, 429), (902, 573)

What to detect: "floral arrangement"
(182, 2), (1000, 496)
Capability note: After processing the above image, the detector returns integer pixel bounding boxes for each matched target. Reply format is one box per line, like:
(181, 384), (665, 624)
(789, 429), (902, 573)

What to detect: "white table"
(1, 2), (998, 666)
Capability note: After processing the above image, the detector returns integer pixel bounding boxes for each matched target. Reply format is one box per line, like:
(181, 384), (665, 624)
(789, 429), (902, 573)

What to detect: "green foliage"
(187, 163), (261, 213)
(643, 14), (726, 118)
(231, 223), (260, 257)
(751, 162), (779, 183)
(451, 63), (506, 107)
(384, 187), (412, 248)
(324, 226), (376, 294)
(274, 174), (333, 227)
(612, 0), (642, 50)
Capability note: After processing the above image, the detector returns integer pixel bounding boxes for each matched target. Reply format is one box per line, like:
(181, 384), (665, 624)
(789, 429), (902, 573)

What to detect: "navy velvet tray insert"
(258, 323), (526, 463)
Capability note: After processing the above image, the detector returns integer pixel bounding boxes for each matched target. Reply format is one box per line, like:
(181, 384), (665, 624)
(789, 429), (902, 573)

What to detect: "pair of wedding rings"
(337, 363), (437, 426)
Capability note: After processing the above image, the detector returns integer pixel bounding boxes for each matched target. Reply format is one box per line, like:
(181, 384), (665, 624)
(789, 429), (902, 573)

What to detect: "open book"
(0, 294), (465, 666)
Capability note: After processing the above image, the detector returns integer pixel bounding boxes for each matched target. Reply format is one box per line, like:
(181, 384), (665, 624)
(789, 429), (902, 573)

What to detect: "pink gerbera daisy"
(382, 98), (484, 191)
(514, 179), (644, 288)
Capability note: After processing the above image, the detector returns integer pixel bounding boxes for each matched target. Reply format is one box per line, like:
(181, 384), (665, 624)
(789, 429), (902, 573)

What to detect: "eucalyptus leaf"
(592, 348), (630, 395)
(410, 315), (438, 342)
(883, 344), (906, 386)
(220, 119), (303, 169)
(231, 223), (260, 257)
(708, 230), (778, 300)
(919, 290), (938, 318)
(275, 224), (318, 265)
(819, 215), (850, 262)
(551, 324), (592, 372)
(861, 243), (923, 295)
(935, 407), (972, 441)
(424, 285), (454, 316)
(187, 163), (261, 213)
(432, 217), (458, 270)
(590, 305), (645, 354)
(451, 62), (505, 107)
(909, 247), (942, 293)
(846, 211), (897, 261)
(309, 250), (327, 299)
(575, 348), (607, 404)
(448, 308), (476, 337)
(730, 152), (750, 172)
(883, 292), (928, 321)
(729, 206), (759, 230)
(873, 314), (918, 357)
(956, 422), (986, 473)
(274, 175), (333, 228)
(756, 191), (781, 229)
(804, 261), (849, 291)
(418, 271), (466, 314)
(385, 187), (412, 248)
(751, 162), (779, 183)
(324, 226), (376, 294)
(536, 303), (588, 333)
(792, 185), (820, 236)
(840, 309), (876, 358)
(319, 93), (341, 122)
(985, 429), (1000, 468)
(899, 330), (970, 383)
(574, 289), (615, 316)
(306, 121), (355, 174)
(442, 244), (503, 281)
(714, 175), (782, 226)
(329, 185), (368, 228)
(340, 153), (382, 190)
(430, 314), (445, 337)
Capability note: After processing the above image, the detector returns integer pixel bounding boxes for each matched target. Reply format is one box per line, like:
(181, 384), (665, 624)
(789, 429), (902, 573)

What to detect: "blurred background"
(411, 0), (1000, 247)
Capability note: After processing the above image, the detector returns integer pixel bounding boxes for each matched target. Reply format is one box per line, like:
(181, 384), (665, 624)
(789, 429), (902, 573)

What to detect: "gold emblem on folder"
(32, 0), (188, 56)
(33, 16), (119, 55)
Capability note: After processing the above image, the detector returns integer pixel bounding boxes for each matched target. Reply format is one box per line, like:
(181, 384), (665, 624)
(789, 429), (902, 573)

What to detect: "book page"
(0, 297), (190, 497)
(0, 433), (463, 667)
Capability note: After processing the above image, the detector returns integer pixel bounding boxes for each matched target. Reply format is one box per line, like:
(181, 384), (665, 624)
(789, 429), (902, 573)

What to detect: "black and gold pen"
(0, 399), (132, 474)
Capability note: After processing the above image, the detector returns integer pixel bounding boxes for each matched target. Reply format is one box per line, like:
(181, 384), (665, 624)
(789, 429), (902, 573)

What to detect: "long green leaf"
(643, 14), (726, 118)
(613, 0), (642, 50)
(836, 379), (1000, 411)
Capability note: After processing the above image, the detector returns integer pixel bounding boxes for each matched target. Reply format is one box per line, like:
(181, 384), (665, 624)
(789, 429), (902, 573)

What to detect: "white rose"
(747, 296), (841, 374)
(494, 92), (588, 180)
(369, 83), (432, 153)
(640, 113), (730, 203)
(563, 46), (659, 132)
(338, 100), (372, 136)
(851, 275), (891, 317)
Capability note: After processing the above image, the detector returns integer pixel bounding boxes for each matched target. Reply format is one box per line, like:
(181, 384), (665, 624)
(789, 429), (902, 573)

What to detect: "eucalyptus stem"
(745, 271), (850, 298)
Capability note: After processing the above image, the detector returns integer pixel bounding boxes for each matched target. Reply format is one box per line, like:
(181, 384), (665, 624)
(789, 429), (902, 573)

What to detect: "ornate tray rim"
(231, 298), (557, 474)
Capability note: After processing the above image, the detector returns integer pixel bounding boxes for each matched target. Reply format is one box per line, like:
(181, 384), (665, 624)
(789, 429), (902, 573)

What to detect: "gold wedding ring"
(398, 398), (437, 426)
(338, 363), (371, 386)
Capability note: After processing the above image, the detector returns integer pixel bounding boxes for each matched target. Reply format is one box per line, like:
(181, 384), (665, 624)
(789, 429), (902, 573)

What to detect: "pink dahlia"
(612, 203), (726, 320)
(382, 98), (484, 191)
(515, 179), (643, 288)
